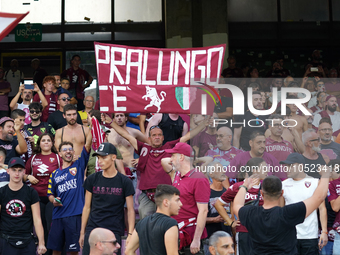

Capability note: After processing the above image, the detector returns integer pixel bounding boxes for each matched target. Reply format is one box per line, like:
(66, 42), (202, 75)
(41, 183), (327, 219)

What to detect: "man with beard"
(55, 104), (90, 157)
(313, 95), (340, 137)
(88, 228), (120, 255)
(318, 119), (340, 159)
(25, 102), (56, 145)
(302, 129), (329, 178)
(233, 91), (269, 151)
(47, 138), (92, 255)
(0, 117), (27, 164)
(10, 83), (47, 125)
(47, 92), (82, 130)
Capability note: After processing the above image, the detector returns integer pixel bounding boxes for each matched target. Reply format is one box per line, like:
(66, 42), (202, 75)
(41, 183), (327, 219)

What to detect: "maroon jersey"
(329, 178), (340, 231)
(219, 181), (263, 232)
(25, 153), (61, 196)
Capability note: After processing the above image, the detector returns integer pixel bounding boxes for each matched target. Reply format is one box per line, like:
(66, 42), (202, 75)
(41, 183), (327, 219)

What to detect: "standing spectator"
(233, 91), (269, 151)
(286, 95), (308, 138)
(265, 114), (294, 162)
(0, 67), (11, 118)
(4, 59), (24, 104)
(46, 139), (91, 254)
(214, 157), (267, 255)
(59, 78), (77, 105)
(302, 129), (329, 178)
(229, 131), (282, 179)
(79, 143), (135, 255)
(88, 228), (120, 255)
(0, 117), (27, 164)
(319, 121), (340, 159)
(10, 83), (47, 125)
(0, 157), (47, 255)
(221, 56), (243, 78)
(11, 109), (33, 163)
(325, 68), (340, 107)
(102, 113), (206, 219)
(280, 153), (328, 254)
(33, 76), (58, 122)
(208, 231), (234, 255)
(54, 104), (91, 157)
(146, 113), (188, 144)
(78, 95), (95, 125)
(125, 184), (181, 255)
(164, 142), (210, 255)
(31, 58), (48, 90)
(47, 93), (82, 131)
(233, 171), (329, 254)
(60, 55), (93, 111)
(310, 91), (326, 114)
(25, 102), (56, 145)
(52, 74), (61, 93)
(313, 95), (340, 137)
(24, 133), (61, 255)
(0, 147), (8, 187)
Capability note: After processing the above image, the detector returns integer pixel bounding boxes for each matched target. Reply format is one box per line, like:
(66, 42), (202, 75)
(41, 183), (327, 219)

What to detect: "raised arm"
(180, 118), (207, 143)
(9, 84), (24, 110)
(14, 119), (27, 154)
(233, 127), (242, 148)
(145, 114), (162, 138)
(101, 114), (138, 150)
(34, 83), (48, 110)
(54, 129), (62, 152)
(161, 157), (176, 182)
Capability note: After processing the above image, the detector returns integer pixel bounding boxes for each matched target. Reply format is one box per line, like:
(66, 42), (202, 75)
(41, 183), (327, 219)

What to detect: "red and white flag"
(0, 12), (29, 41)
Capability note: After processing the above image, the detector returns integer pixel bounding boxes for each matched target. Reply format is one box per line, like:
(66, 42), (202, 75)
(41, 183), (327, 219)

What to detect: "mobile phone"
(24, 84), (34, 90)
(54, 198), (63, 205)
(310, 67), (319, 72)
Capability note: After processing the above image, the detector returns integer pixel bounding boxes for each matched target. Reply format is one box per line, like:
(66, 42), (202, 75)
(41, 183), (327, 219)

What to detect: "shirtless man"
(106, 113), (148, 169)
(55, 104), (91, 156)
(286, 95), (308, 138)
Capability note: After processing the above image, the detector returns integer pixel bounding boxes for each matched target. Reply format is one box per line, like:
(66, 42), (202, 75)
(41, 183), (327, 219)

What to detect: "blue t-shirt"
(48, 147), (90, 220)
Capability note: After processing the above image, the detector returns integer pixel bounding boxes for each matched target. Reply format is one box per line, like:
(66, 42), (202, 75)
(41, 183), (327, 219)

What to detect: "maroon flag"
(94, 42), (226, 114)
(0, 12), (29, 41)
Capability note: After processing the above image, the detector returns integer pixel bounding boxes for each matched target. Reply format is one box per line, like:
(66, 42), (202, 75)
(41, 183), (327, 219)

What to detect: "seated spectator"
(0, 117), (27, 164)
(286, 94), (308, 138)
(33, 76), (58, 122)
(146, 113), (188, 144)
(318, 119), (340, 159)
(283, 76), (294, 87)
(25, 102), (56, 145)
(310, 91), (326, 114)
(265, 62), (288, 78)
(10, 83), (47, 125)
(78, 96), (94, 126)
(0, 67), (11, 118)
(313, 95), (340, 137)
(47, 92), (82, 131)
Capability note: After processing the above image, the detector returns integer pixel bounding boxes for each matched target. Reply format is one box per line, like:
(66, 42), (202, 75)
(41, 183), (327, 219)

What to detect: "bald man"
(89, 228), (120, 255)
(79, 95), (95, 125)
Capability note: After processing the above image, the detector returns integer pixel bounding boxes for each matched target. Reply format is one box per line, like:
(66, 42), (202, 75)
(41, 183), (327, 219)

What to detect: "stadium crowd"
(0, 51), (339, 255)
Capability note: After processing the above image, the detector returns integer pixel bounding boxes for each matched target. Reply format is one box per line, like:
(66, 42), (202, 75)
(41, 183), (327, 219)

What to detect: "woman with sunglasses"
(24, 133), (62, 254)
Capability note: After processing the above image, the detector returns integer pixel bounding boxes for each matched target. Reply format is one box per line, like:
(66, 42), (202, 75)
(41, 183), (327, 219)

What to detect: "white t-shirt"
(313, 111), (340, 131)
(282, 175), (319, 239)
(17, 103), (31, 125)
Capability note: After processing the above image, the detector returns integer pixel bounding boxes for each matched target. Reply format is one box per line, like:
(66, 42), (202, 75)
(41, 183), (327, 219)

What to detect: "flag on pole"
(0, 12), (29, 41)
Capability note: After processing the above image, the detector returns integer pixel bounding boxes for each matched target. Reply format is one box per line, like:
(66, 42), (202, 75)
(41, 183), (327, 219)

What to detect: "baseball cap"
(325, 95), (336, 102)
(279, 153), (305, 165)
(0, 117), (14, 126)
(8, 157), (25, 168)
(165, 142), (191, 157)
(93, 143), (117, 156)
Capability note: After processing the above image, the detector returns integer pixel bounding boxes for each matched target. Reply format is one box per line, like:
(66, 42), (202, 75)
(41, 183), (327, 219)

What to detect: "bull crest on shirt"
(69, 167), (77, 176)
(305, 181), (311, 188)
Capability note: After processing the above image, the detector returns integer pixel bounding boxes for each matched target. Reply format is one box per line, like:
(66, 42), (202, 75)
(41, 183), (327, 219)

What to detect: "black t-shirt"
(239, 202), (306, 255)
(136, 213), (178, 255)
(206, 188), (231, 237)
(47, 110), (82, 131)
(234, 111), (269, 151)
(214, 96), (233, 114)
(83, 171), (135, 235)
(0, 138), (20, 164)
(0, 184), (39, 236)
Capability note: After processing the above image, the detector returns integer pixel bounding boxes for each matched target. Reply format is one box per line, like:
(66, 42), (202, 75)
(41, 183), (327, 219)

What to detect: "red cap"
(325, 95), (336, 102)
(165, 142), (191, 157)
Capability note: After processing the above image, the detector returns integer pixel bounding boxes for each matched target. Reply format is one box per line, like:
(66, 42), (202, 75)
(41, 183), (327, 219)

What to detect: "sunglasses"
(61, 148), (73, 152)
(59, 97), (70, 101)
(30, 110), (40, 114)
(99, 240), (118, 246)
(310, 138), (321, 142)
(150, 125), (161, 131)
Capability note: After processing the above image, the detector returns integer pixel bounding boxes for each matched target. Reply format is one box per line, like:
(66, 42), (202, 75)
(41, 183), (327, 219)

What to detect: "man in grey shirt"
(318, 119), (340, 159)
